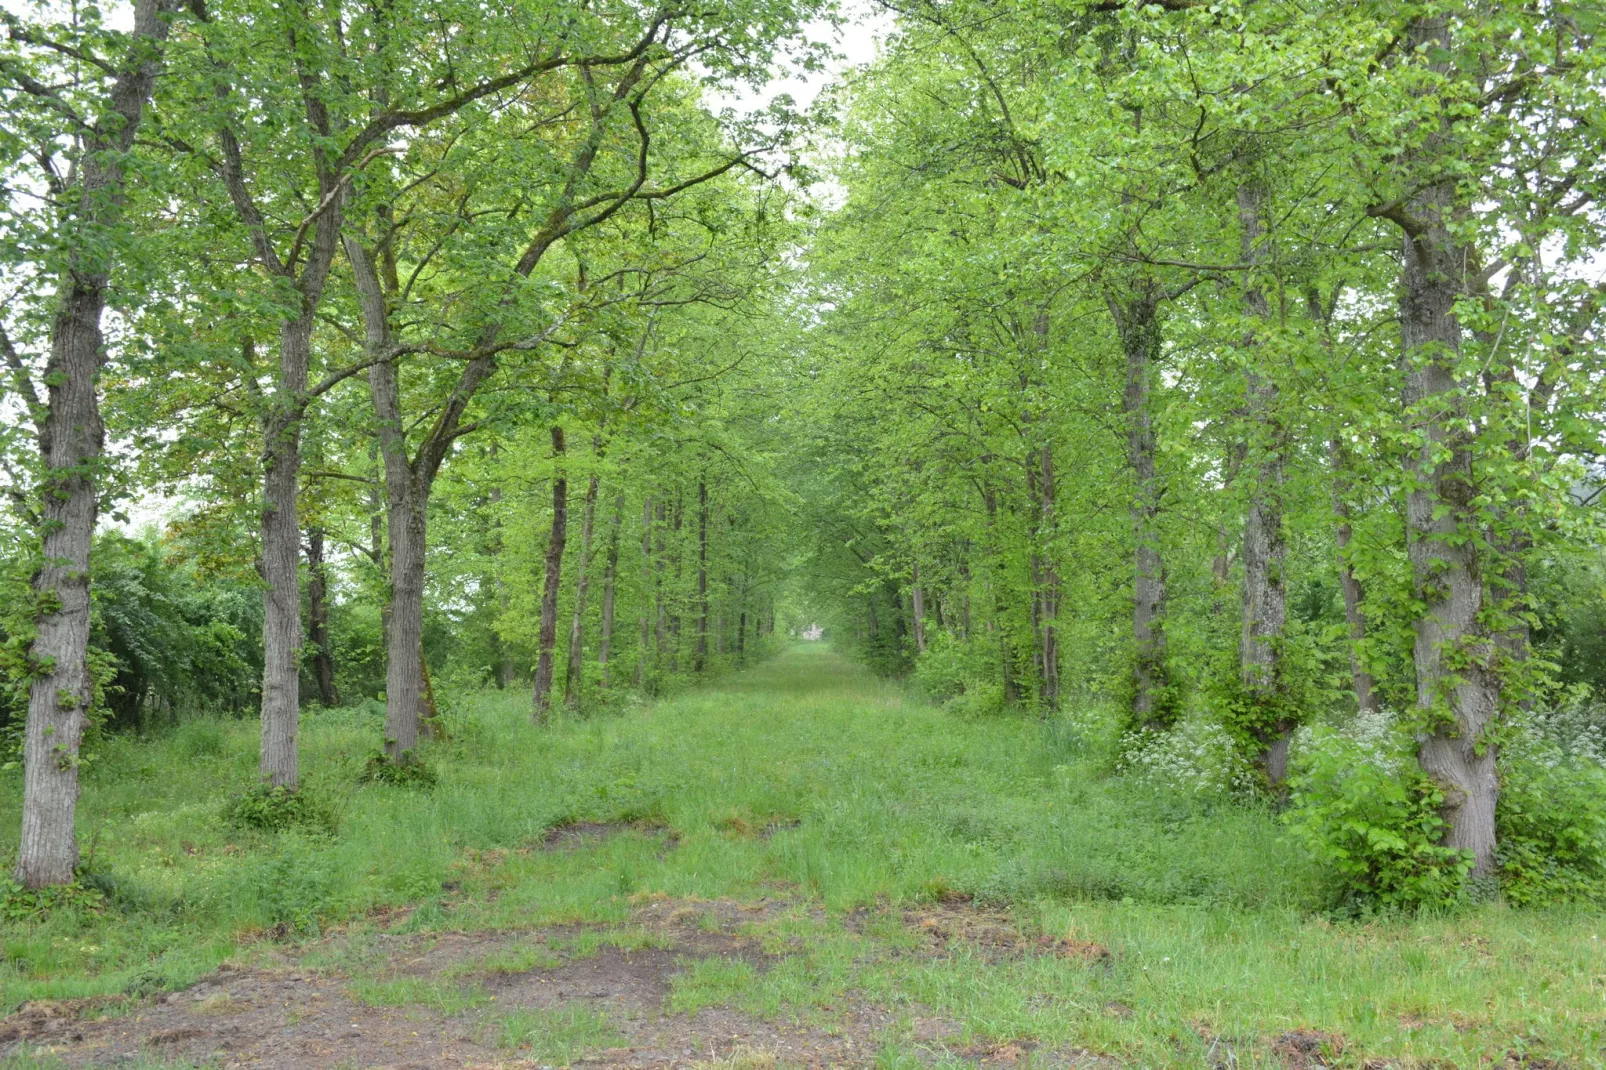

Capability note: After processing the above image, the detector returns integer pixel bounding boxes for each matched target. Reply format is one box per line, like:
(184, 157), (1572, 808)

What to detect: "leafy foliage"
(359, 750), (438, 790)
(1496, 704), (1606, 907)
(222, 785), (339, 837)
(1286, 721), (1473, 911)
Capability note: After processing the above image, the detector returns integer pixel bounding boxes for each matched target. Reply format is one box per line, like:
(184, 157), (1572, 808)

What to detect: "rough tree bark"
(345, 236), (439, 758)
(210, 46), (351, 786)
(1109, 284), (1171, 729)
(217, 139), (347, 786)
(1236, 181), (1291, 782)
(11, 0), (176, 887)
(1387, 14), (1501, 877)
(532, 426), (569, 720)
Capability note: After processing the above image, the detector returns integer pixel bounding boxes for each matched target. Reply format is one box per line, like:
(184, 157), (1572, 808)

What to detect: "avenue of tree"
(3, 0), (1605, 908)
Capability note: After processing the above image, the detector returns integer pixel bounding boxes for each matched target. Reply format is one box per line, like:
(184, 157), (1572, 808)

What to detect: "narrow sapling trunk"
(694, 479), (709, 672)
(981, 482), (1020, 705)
(654, 498), (668, 669)
(669, 495), (683, 671)
(1036, 446), (1062, 711)
(306, 526), (340, 707)
(563, 469), (601, 710)
(532, 426), (568, 721)
(598, 490), (624, 689)
(910, 558), (927, 655)
(1328, 437), (1379, 715)
(636, 496), (652, 687)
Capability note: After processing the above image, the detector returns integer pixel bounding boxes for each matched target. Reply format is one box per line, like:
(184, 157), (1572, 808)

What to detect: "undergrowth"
(1, 646), (1602, 1067)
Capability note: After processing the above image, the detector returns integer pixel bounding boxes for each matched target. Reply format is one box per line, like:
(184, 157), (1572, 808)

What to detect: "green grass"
(3, 644), (1603, 1066)
(492, 1004), (624, 1060)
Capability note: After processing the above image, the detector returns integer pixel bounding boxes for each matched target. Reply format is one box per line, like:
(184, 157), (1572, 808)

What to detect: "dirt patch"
(1270, 1029), (1345, 1069)
(0, 997), (124, 1045)
(1, 898), (944, 1069)
(947, 1039), (1120, 1068)
(540, 820), (678, 852)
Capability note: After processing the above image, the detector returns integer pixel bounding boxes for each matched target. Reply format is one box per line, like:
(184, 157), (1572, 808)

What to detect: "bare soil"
(4, 895), (1125, 1069)
(3, 884), (1142, 1070)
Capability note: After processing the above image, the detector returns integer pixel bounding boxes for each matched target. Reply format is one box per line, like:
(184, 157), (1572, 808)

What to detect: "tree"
(1, 0), (181, 888)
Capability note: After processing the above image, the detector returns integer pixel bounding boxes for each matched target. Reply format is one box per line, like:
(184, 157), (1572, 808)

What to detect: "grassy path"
(3, 645), (1604, 1067)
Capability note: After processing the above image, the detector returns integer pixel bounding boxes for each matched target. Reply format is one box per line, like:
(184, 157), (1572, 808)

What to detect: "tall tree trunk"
(694, 479), (709, 671)
(347, 235), (431, 759)
(599, 490), (625, 689)
(563, 470), (600, 710)
(13, 303), (101, 887)
(1391, 14), (1499, 877)
(306, 526), (340, 707)
(533, 426), (569, 721)
(258, 319), (312, 787)
(13, 1), (175, 889)
(1236, 181), (1291, 781)
(237, 159), (346, 788)
(1328, 438), (1379, 715)
(10, 0), (197, 880)
(1109, 285), (1171, 729)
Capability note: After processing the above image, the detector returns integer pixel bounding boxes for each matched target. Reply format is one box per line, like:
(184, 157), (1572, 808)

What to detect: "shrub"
(1496, 704), (1606, 906)
(914, 631), (1004, 710)
(1286, 717), (1471, 911)
(1, 878), (106, 922)
(1117, 717), (1256, 801)
(360, 749), (438, 789)
(223, 784), (339, 835)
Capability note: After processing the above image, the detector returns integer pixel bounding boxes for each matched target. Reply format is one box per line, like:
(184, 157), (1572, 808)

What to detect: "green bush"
(359, 749), (438, 789)
(1497, 716), (1606, 906)
(1, 878), (106, 922)
(1286, 720), (1471, 911)
(222, 783), (339, 835)
(914, 631), (1003, 711)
